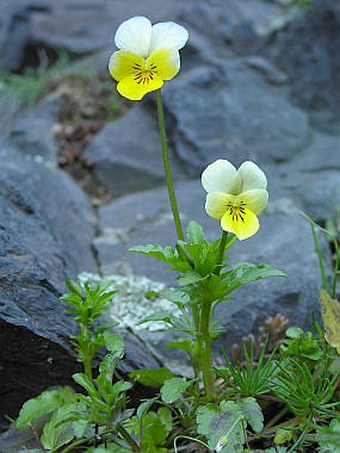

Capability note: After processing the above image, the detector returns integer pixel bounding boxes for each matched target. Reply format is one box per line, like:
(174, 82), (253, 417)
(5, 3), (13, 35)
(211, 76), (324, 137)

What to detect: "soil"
(50, 74), (129, 206)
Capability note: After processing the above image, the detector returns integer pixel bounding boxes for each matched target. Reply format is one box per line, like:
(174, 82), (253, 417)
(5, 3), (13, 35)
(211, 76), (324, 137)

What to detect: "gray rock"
(0, 0), (188, 72)
(84, 105), (186, 198)
(245, 56), (288, 85)
(282, 170), (340, 222)
(180, 0), (287, 56)
(264, 0), (340, 132)
(1, 101), (60, 166)
(164, 62), (309, 174)
(0, 157), (97, 276)
(272, 132), (340, 220)
(0, 321), (81, 433)
(0, 156), (94, 426)
(0, 0), (49, 72)
(0, 156), (161, 430)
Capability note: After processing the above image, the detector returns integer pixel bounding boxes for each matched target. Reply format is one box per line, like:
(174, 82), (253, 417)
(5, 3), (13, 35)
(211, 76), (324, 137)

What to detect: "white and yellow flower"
(201, 159), (269, 240)
(108, 16), (188, 100)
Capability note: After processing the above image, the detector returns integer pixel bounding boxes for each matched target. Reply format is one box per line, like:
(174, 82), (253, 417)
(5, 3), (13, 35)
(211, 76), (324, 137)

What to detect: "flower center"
(227, 201), (246, 222)
(133, 61), (157, 85)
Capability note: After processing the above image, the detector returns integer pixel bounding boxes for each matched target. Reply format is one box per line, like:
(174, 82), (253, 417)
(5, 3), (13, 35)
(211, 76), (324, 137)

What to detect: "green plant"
(269, 358), (339, 451)
(7, 14), (340, 453)
(0, 50), (93, 108)
(14, 281), (140, 451)
(61, 279), (117, 379)
(280, 326), (325, 362)
(197, 397), (264, 452)
(131, 221), (285, 401)
(271, 359), (338, 419)
(215, 340), (280, 397)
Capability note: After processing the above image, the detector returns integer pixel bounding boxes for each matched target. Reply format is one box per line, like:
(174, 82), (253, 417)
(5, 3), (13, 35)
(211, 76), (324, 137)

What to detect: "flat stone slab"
(163, 61), (309, 174)
(84, 105), (186, 198)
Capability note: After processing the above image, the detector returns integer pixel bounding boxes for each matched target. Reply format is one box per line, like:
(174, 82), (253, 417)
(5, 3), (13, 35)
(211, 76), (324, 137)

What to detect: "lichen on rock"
(78, 272), (179, 331)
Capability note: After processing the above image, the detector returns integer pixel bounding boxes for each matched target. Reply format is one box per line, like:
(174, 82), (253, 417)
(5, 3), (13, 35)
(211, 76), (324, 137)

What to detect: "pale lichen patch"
(78, 272), (179, 331)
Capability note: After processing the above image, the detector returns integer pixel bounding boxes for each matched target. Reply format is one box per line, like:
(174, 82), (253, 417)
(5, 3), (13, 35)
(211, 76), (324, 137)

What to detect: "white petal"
(149, 21), (189, 53)
(201, 159), (241, 194)
(238, 161), (267, 191)
(114, 16), (152, 58)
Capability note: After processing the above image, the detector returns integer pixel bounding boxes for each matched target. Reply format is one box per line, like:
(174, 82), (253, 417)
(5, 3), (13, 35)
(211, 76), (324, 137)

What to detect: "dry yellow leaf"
(319, 289), (340, 354)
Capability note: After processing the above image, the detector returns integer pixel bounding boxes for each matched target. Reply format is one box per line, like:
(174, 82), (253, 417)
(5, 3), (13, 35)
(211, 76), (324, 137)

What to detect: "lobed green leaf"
(160, 377), (191, 404)
(16, 387), (76, 429)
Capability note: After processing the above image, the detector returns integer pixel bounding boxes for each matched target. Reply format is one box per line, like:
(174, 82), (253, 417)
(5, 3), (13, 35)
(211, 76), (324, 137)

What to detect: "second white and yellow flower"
(202, 159), (269, 240)
(108, 16), (189, 100)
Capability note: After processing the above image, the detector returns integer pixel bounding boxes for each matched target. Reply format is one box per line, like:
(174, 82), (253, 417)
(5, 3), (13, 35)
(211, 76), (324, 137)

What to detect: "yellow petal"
(108, 50), (144, 82)
(148, 48), (180, 80)
(221, 206), (259, 240)
(117, 73), (164, 101)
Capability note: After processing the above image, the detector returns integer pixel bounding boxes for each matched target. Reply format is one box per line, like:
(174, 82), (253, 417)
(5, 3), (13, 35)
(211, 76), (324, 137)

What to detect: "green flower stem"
(116, 423), (140, 451)
(310, 219), (328, 292)
(200, 299), (214, 400)
(79, 325), (93, 380)
(198, 230), (235, 399)
(217, 230), (229, 273)
(156, 89), (184, 241)
(191, 304), (201, 384)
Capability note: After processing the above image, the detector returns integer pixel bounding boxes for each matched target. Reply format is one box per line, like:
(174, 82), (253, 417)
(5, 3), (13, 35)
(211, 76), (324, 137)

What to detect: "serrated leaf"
(177, 270), (205, 286)
(72, 373), (97, 397)
(186, 221), (206, 244)
(240, 397), (263, 433)
(72, 419), (90, 438)
(65, 278), (83, 296)
(274, 427), (293, 445)
(225, 262), (286, 294)
(317, 418), (340, 452)
(129, 368), (175, 388)
(160, 378), (191, 404)
(167, 338), (198, 358)
(97, 354), (117, 388)
(103, 331), (124, 358)
(138, 311), (173, 326)
(129, 244), (179, 264)
(41, 404), (78, 450)
(157, 406), (172, 433)
(141, 407), (172, 449)
(285, 326), (303, 339)
(136, 397), (157, 421)
(110, 380), (132, 398)
(319, 290), (340, 354)
(16, 387), (76, 429)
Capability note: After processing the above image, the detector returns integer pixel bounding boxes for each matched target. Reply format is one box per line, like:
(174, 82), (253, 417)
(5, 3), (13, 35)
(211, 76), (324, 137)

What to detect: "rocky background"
(0, 0), (339, 431)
